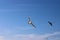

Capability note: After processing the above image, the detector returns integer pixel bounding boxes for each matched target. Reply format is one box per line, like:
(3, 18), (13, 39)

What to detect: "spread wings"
(28, 16), (36, 28)
(48, 21), (52, 26)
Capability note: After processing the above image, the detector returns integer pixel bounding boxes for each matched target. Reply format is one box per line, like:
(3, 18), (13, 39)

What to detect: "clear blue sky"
(0, 0), (60, 40)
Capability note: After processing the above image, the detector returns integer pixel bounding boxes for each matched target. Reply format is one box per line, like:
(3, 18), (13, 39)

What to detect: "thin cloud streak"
(0, 32), (60, 40)
(15, 32), (60, 40)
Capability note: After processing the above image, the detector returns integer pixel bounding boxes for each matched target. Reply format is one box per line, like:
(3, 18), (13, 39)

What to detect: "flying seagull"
(28, 16), (36, 28)
(48, 21), (52, 26)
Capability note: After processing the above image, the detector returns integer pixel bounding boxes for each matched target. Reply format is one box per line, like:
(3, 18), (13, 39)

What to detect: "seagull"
(48, 21), (52, 26)
(28, 16), (36, 28)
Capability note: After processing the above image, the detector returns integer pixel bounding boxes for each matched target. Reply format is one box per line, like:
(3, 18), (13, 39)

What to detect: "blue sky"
(0, 0), (60, 40)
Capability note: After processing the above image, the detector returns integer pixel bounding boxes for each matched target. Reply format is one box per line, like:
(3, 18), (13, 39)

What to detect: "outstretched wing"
(31, 23), (36, 28)
(28, 16), (30, 21)
(48, 21), (52, 26)
(28, 16), (32, 24)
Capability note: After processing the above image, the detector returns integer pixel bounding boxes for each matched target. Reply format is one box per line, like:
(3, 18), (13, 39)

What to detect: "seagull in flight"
(28, 16), (36, 28)
(48, 21), (52, 26)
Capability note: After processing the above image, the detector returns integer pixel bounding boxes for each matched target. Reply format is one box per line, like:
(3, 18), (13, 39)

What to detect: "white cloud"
(0, 36), (6, 40)
(0, 32), (60, 40)
(14, 32), (60, 40)
(51, 38), (60, 40)
(49, 37), (60, 40)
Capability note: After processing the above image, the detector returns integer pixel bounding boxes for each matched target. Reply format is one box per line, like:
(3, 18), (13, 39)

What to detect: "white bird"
(28, 16), (36, 28)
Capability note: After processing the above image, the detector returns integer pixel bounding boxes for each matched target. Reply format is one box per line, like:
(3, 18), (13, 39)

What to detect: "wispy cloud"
(14, 32), (60, 40)
(42, 32), (60, 37)
(0, 32), (60, 40)
(0, 36), (6, 40)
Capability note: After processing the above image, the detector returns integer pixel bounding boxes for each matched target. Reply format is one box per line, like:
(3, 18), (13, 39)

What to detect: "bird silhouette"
(28, 16), (36, 28)
(48, 21), (52, 26)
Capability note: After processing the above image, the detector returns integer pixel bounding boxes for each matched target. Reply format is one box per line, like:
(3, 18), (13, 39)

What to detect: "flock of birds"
(28, 16), (52, 28)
